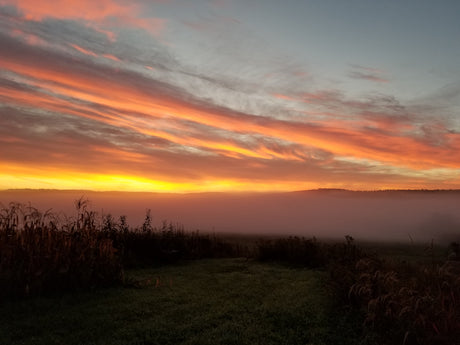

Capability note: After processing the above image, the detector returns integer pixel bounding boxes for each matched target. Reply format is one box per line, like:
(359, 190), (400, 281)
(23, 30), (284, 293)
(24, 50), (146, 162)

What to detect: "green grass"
(0, 258), (364, 345)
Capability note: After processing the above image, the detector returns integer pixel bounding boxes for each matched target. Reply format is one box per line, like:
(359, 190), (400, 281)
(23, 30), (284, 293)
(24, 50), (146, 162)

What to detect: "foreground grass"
(0, 258), (363, 345)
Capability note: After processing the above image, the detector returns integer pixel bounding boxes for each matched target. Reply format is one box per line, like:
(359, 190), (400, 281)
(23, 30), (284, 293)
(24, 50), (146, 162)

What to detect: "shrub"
(111, 220), (240, 266)
(256, 236), (326, 267)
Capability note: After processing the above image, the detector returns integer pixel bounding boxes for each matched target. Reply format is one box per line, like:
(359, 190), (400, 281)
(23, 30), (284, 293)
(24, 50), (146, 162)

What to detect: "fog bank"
(1, 190), (459, 243)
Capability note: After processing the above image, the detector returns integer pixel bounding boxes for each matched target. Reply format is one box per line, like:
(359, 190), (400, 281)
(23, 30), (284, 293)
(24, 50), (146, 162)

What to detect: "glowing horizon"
(1, 0), (459, 192)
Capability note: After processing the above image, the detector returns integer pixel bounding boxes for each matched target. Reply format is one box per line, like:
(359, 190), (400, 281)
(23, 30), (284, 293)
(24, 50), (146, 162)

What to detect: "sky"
(1, 0), (460, 192)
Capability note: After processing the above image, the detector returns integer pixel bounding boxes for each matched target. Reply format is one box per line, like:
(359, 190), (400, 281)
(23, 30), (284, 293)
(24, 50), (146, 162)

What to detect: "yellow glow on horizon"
(0, 171), (194, 192)
(0, 173), (316, 193)
(0, 164), (322, 192)
(2, 163), (457, 193)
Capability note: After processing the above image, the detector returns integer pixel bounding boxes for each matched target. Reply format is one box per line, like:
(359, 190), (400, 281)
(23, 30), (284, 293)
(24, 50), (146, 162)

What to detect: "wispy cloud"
(0, 0), (165, 38)
(348, 64), (389, 83)
(0, 2), (459, 191)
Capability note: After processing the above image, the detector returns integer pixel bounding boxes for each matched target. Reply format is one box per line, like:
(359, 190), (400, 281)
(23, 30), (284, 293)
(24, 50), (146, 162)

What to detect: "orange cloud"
(69, 44), (99, 57)
(102, 54), (120, 61)
(2, 0), (165, 36)
(69, 44), (121, 62)
(3, 0), (130, 21)
(10, 29), (46, 46)
(2, 46), (459, 172)
(1, 32), (460, 191)
(273, 93), (297, 101)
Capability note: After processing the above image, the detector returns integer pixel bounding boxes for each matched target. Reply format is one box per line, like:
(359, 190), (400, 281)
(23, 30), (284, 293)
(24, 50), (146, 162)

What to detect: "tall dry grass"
(0, 200), (122, 299)
(348, 256), (460, 345)
(2, 199), (459, 344)
(256, 235), (365, 268)
(110, 219), (241, 267)
(254, 235), (460, 344)
(0, 199), (241, 299)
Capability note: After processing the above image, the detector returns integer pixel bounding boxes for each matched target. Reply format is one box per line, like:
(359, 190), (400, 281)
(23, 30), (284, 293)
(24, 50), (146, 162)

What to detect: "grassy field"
(0, 258), (364, 345)
(2, 202), (458, 345)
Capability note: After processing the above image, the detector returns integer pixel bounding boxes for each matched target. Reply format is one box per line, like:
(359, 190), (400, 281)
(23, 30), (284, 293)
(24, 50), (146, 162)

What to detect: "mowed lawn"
(0, 258), (363, 345)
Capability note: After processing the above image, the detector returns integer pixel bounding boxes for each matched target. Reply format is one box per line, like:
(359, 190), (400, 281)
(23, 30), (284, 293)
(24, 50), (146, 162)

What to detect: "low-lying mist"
(1, 189), (459, 243)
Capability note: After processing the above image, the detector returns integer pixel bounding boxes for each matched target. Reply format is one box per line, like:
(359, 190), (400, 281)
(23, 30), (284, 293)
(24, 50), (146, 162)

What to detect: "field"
(0, 258), (363, 345)
(1, 201), (459, 345)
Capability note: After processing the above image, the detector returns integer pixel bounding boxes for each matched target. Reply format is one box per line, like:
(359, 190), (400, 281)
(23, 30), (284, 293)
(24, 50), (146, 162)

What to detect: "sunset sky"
(1, 0), (460, 192)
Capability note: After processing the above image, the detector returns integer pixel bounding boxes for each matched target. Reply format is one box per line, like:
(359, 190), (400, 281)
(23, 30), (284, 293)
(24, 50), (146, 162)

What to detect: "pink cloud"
(69, 44), (121, 62)
(69, 43), (99, 57)
(10, 29), (46, 46)
(1, 32), (460, 189)
(1, 0), (165, 37)
(272, 93), (297, 101)
(102, 54), (120, 62)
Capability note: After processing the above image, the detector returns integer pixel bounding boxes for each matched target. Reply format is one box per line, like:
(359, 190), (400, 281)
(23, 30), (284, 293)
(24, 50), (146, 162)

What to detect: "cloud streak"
(1, 0), (165, 37)
(348, 64), (389, 83)
(0, 2), (459, 191)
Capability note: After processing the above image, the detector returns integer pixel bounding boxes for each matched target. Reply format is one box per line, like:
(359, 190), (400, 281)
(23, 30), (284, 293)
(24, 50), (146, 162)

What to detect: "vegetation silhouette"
(1, 199), (459, 344)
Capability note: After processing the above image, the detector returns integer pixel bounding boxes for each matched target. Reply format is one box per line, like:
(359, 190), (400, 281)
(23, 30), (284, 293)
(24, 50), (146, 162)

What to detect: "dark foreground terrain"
(0, 258), (363, 345)
(1, 200), (459, 345)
